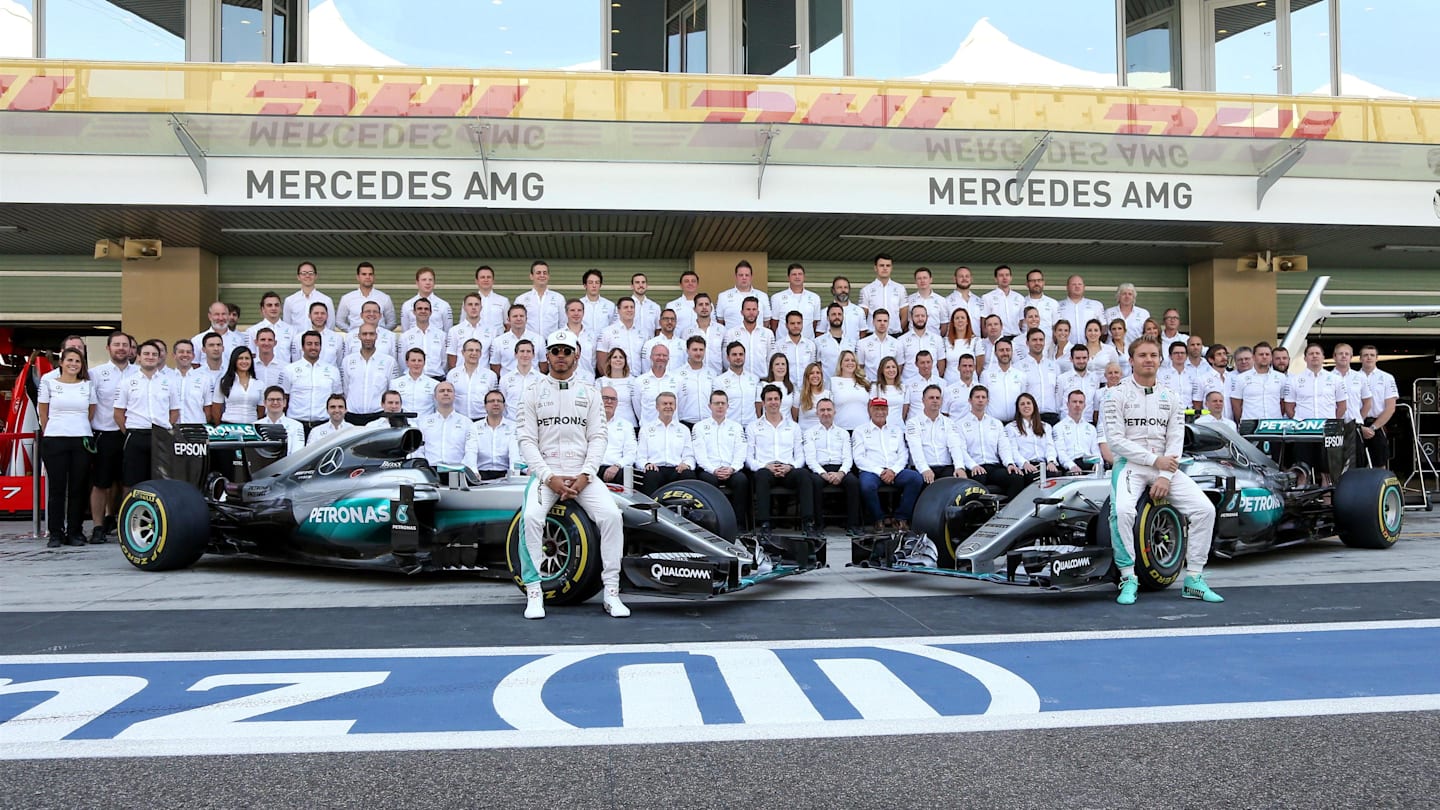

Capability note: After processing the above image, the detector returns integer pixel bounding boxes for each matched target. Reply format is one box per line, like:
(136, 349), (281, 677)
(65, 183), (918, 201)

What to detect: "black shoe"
(88, 526), (108, 545)
(65, 536), (87, 546)
(46, 536), (63, 548)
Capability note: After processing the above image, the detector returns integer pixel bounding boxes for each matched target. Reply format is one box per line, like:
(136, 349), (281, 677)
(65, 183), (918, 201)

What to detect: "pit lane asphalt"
(2, 517), (1438, 808)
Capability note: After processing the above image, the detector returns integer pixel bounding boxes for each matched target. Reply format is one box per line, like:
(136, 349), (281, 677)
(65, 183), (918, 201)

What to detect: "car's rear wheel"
(1334, 468), (1404, 549)
(910, 477), (993, 568)
(1092, 495), (1187, 591)
(505, 499), (603, 606)
(118, 479), (210, 571)
(654, 480), (737, 540)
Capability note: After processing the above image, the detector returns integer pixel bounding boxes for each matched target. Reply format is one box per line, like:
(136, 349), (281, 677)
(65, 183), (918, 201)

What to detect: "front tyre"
(118, 480), (211, 571)
(1334, 468), (1404, 549)
(910, 478), (993, 568)
(654, 480), (738, 540)
(505, 499), (603, 606)
(1133, 496), (1186, 591)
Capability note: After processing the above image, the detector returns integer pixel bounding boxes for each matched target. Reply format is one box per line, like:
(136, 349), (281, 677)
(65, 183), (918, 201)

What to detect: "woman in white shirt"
(942, 308), (986, 381)
(210, 347), (263, 424)
(1005, 392), (1060, 483)
(795, 361), (830, 432)
(601, 348), (639, 428)
(829, 350), (871, 431)
(1106, 319), (1132, 377)
(871, 356), (905, 426)
(36, 347), (95, 547)
(1047, 320), (1074, 374)
(760, 353), (798, 422)
(1083, 318), (1114, 375)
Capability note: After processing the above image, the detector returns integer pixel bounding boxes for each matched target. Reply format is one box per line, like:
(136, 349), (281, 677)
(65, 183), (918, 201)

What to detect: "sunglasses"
(548, 346), (575, 356)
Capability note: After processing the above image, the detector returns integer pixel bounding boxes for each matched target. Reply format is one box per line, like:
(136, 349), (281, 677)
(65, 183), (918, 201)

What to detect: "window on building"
(0, 0), (35, 58)
(665, 0), (707, 73)
(307, 0), (600, 70)
(1339, 0), (1438, 99)
(42, 0), (184, 61)
(1289, 0), (1332, 95)
(1124, 0), (1179, 89)
(743, 0), (796, 76)
(807, 0), (843, 76)
(852, 1), (1118, 86)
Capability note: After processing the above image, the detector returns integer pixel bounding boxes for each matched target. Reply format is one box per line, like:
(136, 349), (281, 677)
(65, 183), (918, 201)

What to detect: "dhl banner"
(2, 60), (1439, 144)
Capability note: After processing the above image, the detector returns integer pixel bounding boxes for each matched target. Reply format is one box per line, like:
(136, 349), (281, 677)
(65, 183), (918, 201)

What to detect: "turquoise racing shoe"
(1181, 574), (1224, 603)
(1116, 575), (1139, 606)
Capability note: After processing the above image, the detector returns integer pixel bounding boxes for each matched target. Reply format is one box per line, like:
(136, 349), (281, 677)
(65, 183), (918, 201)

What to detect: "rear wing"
(152, 422), (290, 488)
(1238, 417), (1357, 481)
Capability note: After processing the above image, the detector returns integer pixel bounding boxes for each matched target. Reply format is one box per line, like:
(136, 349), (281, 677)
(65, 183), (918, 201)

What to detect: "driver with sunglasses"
(515, 330), (629, 620)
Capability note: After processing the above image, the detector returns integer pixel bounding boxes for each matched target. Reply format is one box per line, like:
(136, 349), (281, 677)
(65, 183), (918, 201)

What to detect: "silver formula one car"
(852, 418), (1403, 592)
(116, 420), (822, 605)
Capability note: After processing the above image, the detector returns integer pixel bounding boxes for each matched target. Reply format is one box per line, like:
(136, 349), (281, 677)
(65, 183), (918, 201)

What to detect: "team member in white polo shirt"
(393, 348), (439, 417)
(901, 267), (950, 337)
(1102, 282), (1151, 342)
(1284, 343), (1345, 485)
(815, 303), (855, 379)
(293, 302), (344, 365)
(396, 298), (448, 378)
(580, 268), (617, 335)
(250, 328), (286, 390)
(335, 261), (396, 332)
(672, 336), (714, 426)
(340, 323), (398, 425)
(803, 397), (862, 536)
(246, 292), (296, 364)
(905, 383), (973, 482)
(306, 394), (352, 445)
(897, 304), (942, 383)
(979, 337), (1025, 423)
(447, 293), (492, 370)
(37, 346), (94, 547)
(280, 331), (342, 433)
(690, 389), (751, 528)
(416, 382), (472, 468)
(723, 296), (775, 379)
(114, 339), (179, 490)
(860, 255), (907, 336)
(769, 263), (824, 334)
(400, 266), (454, 334)
(830, 277), (867, 343)
(597, 385), (639, 485)
(466, 390), (517, 480)
(748, 384), (818, 540)
(514, 260), (567, 337)
(283, 261), (335, 332)
(632, 344), (677, 428)
(1053, 389), (1101, 473)
(1054, 274), (1104, 345)
(716, 260), (771, 329)
(597, 298), (645, 377)
(1231, 342), (1286, 421)
(1358, 344), (1399, 467)
(170, 339), (213, 425)
(446, 338), (498, 420)
(473, 265), (509, 337)
(774, 310), (818, 388)
(1021, 269), (1058, 331)
(855, 310), (898, 381)
(666, 269), (701, 334)
(626, 272), (662, 340)
(641, 309), (687, 376)
(256, 386), (304, 456)
(488, 305), (544, 378)
(981, 265), (1026, 337)
(714, 341), (761, 430)
(192, 301), (245, 368)
(498, 340), (543, 421)
(1332, 343), (1374, 466)
(345, 301), (397, 359)
(685, 293), (727, 374)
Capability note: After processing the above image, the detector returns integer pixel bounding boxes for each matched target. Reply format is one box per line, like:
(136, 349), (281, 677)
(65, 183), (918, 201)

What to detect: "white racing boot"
(602, 585), (630, 618)
(524, 582), (546, 620)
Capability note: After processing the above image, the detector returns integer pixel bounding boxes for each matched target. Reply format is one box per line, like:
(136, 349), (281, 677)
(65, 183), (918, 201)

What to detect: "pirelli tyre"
(1091, 495), (1186, 591)
(117, 479), (211, 571)
(1334, 468), (1404, 549)
(505, 499), (603, 606)
(654, 480), (738, 540)
(910, 477), (992, 568)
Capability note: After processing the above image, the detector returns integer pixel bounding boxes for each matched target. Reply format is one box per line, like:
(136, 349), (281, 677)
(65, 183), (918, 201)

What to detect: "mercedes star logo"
(316, 447), (344, 476)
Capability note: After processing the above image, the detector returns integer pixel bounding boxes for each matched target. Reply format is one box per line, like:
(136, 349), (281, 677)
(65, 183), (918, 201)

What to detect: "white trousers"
(1111, 459), (1214, 575)
(522, 477), (624, 587)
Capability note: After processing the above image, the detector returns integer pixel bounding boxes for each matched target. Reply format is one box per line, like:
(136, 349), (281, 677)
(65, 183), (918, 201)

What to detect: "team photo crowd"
(32, 257), (1400, 575)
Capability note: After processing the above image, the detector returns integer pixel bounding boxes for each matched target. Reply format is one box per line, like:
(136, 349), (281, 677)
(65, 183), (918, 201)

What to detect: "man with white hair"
(1103, 283), (1151, 342)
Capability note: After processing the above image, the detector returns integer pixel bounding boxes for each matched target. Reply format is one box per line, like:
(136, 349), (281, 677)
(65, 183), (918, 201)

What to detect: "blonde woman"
(829, 350), (870, 430)
(796, 361), (830, 431)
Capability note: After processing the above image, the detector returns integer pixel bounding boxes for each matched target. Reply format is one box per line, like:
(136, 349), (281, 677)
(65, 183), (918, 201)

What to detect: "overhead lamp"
(0, 225), (20, 232)
(837, 234), (1224, 248)
(218, 227), (653, 238)
(1377, 244), (1440, 253)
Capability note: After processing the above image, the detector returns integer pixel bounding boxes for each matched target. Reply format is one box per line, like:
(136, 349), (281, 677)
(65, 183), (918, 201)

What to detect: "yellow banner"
(2, 60), (1438, 143)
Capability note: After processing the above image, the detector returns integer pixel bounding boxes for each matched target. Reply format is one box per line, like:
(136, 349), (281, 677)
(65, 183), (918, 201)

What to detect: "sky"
(4, 0), (1437, 99)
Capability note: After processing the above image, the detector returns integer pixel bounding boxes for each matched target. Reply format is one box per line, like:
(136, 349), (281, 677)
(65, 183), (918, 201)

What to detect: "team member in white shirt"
(191, 301), (245, 368)
(465, 390), (517, 480)
(560, 299), (598, 383)
(488, 305), (545, 378)
(1021, 269), (1059, 331)
(905, 384), (973, 481)
(769, 263), (824, 334)
(293, 302), (344, 365)
(250, 328), (287, 390)
(942, 353), (980, 417)
(1358, 344), (1399, 467)
(724, 296), (775, 380)
(1055, 344), (1101, 425)
(1332, 343), (1374, 444)
(1231, 342), (1286, 421)
(89, 332), (138, 543)
(1054, 275), (1104, 345)
(626, 272), (663, 340)
(335, 261), (396, 332)
(829, 349), (871, 430)
(581, 268), (619, 335)
(393, 348), (440, 417)
(716, 260), (771, 329)
(37, 346), (94, 546)
(1158, 341), (1195, 401)
(714, 341), (761, 430)
(941, 307), (986, 381)
(340, 323), (398, 424)
(1158, 308), (1189, 355)
(773, 310), (819, 389)
(283, 261), (334, 332)
(672, 337), (714, 425)
(114, 340), (180, 488)
(633, 344), (678, 427)
(860, 254), (907, 337)
(902, 351), (943, 420)
(642, 309), (687, 375)
(897, 304), (943, 383)
(981, 265), (1026, 337)
(396, 298), (448, 378)
(747, 384), (818, 539)
(851, 396), (923, 530)
(1284, 343), (1345, 484)
(685, 293), (728, 374)
(498, 340), (543, 421)
(1005, 393), (1060, 481)
(597, 386), (639, 486)
(1018, 328), (1062, 420)
(446, 338), (498, 420)
(447, 292), (493, 370)
(830, 277), (867, 343)
(345, 301), (397, 360)
(1190, 344), (1231, 419)
(803, 398), (862, 535)
(979, 337), (1025, 423)
(636, 391), (695, 495)
(1053, 390), (1101, 473)
(416, 382), (472, 468)
(1195, 391), (1237, 431)
(855, 310), (898, 381)
(514, 260), (567, 337)
(280, 331), (343, 432)
(666, 269), (702, 334)
(170, 340), (213, 425)
(597, 298), (645, 377)
(473, 265), (510, 337)
(209, 346), (263, 425)
(399, 266), (454, 334)
(815, 303), (855, 380)
(901, 267), (950, 338)
(1103, 282), (1151, 342)
(256, 386), (304, 456)
(946, 266), (983, 338)
(306, 394), (353, 446)
(246, 292), (297, 364)
(955, 386), (1026, 498)
(690, 390), (752, 527)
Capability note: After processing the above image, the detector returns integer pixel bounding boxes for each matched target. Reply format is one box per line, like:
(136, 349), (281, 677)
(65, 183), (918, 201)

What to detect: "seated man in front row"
(851, 396), (923, 532)
(635, 391), (695, 494)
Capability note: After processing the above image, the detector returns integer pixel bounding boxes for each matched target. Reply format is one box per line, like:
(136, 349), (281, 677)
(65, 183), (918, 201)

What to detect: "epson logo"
(174, 442), (207, 456)
(651, 563), (710, 580)
(1052, 556), (1092, 574)
(309, 504), (391, 524)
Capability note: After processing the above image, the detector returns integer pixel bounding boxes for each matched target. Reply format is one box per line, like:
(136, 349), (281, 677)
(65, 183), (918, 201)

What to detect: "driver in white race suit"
(516, 329), (629, 620)
(1101, 336), (1223, 606)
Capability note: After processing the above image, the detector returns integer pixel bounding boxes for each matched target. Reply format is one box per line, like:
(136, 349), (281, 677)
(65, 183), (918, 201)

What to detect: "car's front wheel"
(910, 477), (993, 568)
(505, 499), (604, 606)
(1334, 468), (1404, 549)
(1092, 495), (1187, 591)
(653, 480), (738, 540)
(118, 479), (210, 571)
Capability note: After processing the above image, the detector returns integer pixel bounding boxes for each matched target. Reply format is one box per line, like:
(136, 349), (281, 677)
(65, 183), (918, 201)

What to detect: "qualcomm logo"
(651, 563), (710, 580)
(1051, 556), (1092, 574)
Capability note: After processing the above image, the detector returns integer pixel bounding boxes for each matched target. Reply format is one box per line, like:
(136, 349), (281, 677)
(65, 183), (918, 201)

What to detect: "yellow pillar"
(121, 248), (219, 342)
(1187, 259), (1278, 351)
(691, 251), (769, 298)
